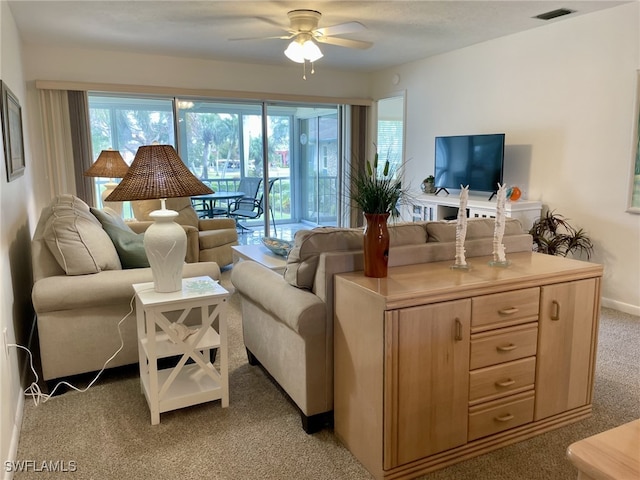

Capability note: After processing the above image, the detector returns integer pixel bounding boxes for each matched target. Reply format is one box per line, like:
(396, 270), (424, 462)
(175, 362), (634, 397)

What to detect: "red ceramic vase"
(363, 212), (390, 278)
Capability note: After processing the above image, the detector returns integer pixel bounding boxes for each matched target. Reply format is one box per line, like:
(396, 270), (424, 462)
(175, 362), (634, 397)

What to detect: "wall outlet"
(2, 328), (8, 357)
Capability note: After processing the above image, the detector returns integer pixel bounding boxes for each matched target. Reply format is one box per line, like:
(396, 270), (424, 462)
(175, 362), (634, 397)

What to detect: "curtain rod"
(35, 80), (372, 107)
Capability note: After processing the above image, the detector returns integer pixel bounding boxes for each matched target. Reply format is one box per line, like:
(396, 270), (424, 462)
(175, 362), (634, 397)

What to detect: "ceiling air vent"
(534, 8), (575, 20)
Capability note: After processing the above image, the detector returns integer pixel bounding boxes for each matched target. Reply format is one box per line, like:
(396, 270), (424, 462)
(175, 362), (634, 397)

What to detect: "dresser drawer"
(469, 357), (536, 404)
(470, 323), (538, 370)
(471, 288), (540, 333)
(468, 391), (535, 441)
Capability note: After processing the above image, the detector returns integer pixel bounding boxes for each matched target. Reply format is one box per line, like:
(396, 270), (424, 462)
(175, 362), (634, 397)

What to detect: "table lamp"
(84, 149), (130, 215)
(105, 144), (213, 293)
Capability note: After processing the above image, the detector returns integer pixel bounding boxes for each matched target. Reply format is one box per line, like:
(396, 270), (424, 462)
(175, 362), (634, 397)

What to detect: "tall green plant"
(351, 151), (407, 216)
(529, 210), (594, 259)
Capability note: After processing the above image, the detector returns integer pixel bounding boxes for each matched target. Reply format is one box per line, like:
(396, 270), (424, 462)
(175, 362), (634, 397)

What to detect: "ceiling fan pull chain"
(311, 61), (315, 75)
(303, 61), (307, 80)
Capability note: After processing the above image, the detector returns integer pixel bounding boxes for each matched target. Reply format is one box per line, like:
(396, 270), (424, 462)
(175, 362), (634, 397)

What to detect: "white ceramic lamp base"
(144, 208), (186, 293)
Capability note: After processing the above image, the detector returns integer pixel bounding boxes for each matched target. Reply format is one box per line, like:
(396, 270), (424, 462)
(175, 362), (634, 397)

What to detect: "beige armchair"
(131, 197), (238, 267)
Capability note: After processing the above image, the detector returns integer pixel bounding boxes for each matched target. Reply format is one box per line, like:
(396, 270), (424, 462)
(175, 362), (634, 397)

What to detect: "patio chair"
(190, 181), (228, 218)
(229, 178), (278, 235)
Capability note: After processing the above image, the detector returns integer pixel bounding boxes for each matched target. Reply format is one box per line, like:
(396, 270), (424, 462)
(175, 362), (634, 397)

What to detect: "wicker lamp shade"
(104, 144), (213, 293)
(105, 144), (212, 202)
(84, 149), (129, 178)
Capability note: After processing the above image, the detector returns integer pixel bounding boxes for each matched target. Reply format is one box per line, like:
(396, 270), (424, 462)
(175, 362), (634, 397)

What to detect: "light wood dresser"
(334, 252), (603, 480)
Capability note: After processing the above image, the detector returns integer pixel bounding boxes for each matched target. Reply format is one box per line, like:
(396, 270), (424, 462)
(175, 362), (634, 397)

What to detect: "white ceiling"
(8, 1), (628, 72)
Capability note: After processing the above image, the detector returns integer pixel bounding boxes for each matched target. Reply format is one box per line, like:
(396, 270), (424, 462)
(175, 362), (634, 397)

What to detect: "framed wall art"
(1, 81), (25, 182)
(628, 70), (640, 213)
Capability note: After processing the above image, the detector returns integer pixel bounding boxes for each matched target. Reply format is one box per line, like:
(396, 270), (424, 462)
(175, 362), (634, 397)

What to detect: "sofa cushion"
(91, 207), (150, 269)
(284, 227), (363, 289)
(389, 222), (428, 246)
(131, 197), (199, 228)
(426, 218), (523, 242)
(44, 197), (121, 275)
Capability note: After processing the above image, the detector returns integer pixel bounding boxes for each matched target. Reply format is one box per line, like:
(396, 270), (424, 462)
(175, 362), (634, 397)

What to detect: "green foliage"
(89, 102), (174, 160)
(351, 152), (408, 216)
(529, 210), (594, 259)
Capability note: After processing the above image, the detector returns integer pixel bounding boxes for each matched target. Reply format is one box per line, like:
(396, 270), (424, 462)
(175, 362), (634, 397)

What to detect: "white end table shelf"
(133, 276), (229, 425)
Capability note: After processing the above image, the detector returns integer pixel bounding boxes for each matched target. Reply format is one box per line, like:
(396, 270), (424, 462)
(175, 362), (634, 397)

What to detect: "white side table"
(133, 276), (229, 425)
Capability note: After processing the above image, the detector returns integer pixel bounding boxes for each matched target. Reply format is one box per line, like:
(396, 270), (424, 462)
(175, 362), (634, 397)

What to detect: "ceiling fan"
(230, 9), (373, 78)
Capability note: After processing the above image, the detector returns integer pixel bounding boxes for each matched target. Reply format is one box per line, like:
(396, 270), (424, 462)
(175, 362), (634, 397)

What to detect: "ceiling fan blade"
(228, 34), (292, 42)
(316, 36), (373, 50)
(316, 21), (366, 37)
(254, 16), (289, 30)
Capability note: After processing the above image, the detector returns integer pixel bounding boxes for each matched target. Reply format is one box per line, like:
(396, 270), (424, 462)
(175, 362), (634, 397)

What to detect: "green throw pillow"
(90, 207), (150, 269)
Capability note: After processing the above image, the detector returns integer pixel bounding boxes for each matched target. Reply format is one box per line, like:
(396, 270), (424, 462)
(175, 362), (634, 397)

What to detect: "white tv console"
(404, 193), (542, 231)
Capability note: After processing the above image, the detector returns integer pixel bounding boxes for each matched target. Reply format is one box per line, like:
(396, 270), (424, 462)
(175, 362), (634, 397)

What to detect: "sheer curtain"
(38, 89), (94, 203)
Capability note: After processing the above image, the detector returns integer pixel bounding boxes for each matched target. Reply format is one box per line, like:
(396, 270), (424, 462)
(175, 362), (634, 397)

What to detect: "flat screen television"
(434, 133), (505, 197)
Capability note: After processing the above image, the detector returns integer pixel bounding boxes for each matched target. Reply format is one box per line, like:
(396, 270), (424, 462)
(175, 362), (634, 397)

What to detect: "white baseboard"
(601, 297), (640, 317)
(4, 315), (36, 480)
(3, 392), (24, 480)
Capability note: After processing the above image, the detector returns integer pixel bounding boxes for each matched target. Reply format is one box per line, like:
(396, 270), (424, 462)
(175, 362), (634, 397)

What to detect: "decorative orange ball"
(509, 186), (522, 201)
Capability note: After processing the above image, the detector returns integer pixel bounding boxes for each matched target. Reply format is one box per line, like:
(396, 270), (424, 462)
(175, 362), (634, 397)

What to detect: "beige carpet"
(14, 269), (640, 479)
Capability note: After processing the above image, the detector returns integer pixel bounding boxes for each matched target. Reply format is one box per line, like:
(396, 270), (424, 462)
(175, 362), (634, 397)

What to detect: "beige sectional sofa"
(31, 195), (221, 382)
(231, 218), (533, 433)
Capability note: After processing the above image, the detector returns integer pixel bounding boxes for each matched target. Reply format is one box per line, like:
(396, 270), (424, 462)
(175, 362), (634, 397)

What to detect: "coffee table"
(231, 244), (287, 274)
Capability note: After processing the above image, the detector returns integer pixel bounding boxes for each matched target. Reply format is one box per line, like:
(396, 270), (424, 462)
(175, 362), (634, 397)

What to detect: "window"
(88, 95), (175, 214)
(87, 93), (352, 233)
(89, 95), (175, 163)
(377, 95), (405, 178)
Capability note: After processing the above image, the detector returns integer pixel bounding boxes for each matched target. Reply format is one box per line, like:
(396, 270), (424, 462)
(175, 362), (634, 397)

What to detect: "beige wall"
(23, 44), (370, 99)
(1, 1), (38, 473)
(372, 2), (640, 314)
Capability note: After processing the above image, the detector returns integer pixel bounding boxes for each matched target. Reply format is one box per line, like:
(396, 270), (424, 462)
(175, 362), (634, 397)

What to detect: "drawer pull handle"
(498, 307), (519, 315)
(454, 318), (463, 342)
(551, 300), (561, 321)
(495, 379), (516, 387)
(496, 343), (517, 352)
(495, 413), (515, 422)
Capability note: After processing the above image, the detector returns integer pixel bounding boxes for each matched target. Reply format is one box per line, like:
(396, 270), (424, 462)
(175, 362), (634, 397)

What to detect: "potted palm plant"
(351, 152), (408, 277)
(529, 210), (594, 259)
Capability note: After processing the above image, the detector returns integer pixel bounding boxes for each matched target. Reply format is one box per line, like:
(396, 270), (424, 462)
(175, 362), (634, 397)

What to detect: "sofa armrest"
(32, 261), (221, 314)
(231, 261), (325, 335)
(184, 225), (199, 263)
(199, 218), (237, 231)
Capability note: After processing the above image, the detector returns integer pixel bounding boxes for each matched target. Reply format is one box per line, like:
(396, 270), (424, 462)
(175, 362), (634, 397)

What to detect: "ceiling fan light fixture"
(302, 40), (323, 62)
(284, 40), (305, 63)
(285, 37), (323, 64)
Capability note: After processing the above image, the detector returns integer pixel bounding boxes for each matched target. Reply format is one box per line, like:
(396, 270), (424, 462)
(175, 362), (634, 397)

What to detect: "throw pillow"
(284, 227), (363, 289)
(91, 207), (150, 269)
(44, 197), (122, 275)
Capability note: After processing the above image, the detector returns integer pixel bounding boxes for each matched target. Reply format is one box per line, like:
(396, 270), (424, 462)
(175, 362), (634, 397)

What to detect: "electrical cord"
(7, 293), (137, 406)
